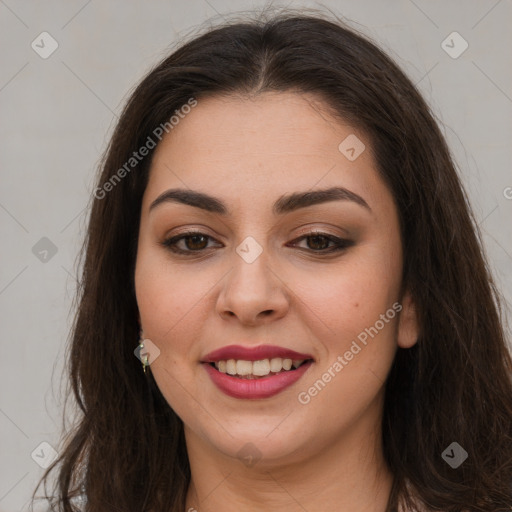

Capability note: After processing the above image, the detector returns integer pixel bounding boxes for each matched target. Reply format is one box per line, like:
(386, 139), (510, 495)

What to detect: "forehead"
(153, 92), (357, 161)
(142, 91), (391, 217)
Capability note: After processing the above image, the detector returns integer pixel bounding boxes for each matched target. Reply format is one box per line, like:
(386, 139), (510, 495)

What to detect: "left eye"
(161, 231), (352, 255)
(289, 232), (352, 252)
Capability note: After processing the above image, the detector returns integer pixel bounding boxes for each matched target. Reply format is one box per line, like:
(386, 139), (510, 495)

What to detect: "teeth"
(226, 359), (237, 375)
(214, 357), (307, 377)
(269, 357), (282, 372)
(236, 360), (252, 376)
(253, 359), (271, 376)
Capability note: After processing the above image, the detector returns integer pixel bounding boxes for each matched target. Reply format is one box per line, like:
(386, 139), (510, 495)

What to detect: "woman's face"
(135, 92), (418, 467)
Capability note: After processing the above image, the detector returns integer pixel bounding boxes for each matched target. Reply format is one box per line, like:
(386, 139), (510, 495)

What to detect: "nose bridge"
(234, 238), (271, 293)
(217, 234), (288, 323)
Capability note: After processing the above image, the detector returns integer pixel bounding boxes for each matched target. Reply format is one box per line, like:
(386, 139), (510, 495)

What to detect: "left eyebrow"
(148, 186), (371, 215)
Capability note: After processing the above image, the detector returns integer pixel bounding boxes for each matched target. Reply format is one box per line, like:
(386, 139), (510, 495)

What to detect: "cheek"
(291, 254), (400, 338)
(134, 251), (208, 414)
(287, 244), (402, 398)
(296, 269), (400, 420)
(135, 244), (210, 341)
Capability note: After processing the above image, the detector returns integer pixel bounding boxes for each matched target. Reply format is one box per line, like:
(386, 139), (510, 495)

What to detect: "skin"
(134, 92), (419, 511)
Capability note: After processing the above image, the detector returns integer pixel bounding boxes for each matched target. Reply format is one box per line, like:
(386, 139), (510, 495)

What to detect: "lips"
(201, 344), (314, 363)
(203, 360), (313, 399)
(201, 344), (314, 399)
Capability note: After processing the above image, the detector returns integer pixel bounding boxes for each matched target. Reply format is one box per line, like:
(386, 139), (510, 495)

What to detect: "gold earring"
(139, 330), (150, 373)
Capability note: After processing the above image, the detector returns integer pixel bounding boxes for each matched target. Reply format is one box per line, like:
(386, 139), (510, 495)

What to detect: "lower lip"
(202, 361), (313, 399)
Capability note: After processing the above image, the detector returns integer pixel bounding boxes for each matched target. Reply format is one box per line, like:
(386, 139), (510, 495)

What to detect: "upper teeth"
(215, 358), (305, 377)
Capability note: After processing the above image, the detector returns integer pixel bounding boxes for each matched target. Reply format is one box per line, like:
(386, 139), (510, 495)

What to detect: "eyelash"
(160, 230), (353, 256)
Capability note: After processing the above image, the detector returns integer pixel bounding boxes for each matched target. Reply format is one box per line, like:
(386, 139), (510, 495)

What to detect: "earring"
(138, 329), (150, 373)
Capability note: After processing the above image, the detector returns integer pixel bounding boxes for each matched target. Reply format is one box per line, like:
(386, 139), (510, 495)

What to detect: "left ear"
(397, 289), (419, 349)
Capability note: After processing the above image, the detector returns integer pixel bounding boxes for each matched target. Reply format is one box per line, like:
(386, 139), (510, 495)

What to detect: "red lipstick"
(201, 344), (314, 399)
(202, 344), (313, 363)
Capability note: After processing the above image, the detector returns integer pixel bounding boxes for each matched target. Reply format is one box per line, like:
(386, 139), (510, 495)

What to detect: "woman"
(34, 7), (512, 512)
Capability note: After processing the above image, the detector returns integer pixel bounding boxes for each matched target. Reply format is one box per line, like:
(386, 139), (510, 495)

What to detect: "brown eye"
(305, 234), (331, 251)
(161, 232), (219, 254)
(182, 234), (209, 251)
(161, 231), (353, 256)
(289, 232), (354, 254)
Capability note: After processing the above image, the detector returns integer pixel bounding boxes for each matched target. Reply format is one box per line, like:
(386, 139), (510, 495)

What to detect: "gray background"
(1, 1), (511, 510)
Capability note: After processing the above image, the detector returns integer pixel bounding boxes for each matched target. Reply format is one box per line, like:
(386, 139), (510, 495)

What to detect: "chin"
(189, 420), (313, 469)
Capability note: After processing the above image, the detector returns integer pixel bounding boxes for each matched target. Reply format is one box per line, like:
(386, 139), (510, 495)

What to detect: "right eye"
(160, 231), (222, 254)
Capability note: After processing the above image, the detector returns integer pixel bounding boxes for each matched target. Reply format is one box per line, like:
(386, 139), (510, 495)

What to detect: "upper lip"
(201, 344), (314, 363)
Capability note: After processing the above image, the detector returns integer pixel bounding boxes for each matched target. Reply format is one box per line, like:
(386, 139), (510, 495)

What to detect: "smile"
(213, 357), (308, 378)
(201, 345), (314, 399)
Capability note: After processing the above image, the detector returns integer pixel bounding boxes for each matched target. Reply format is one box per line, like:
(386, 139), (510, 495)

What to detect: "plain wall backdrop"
(1, 1), (511, 510)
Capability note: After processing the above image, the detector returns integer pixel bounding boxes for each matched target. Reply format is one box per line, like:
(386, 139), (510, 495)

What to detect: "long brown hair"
(33, 7), (512, 511)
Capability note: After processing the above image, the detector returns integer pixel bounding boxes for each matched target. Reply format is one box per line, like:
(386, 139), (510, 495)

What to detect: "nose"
(216, 247), (290, 326)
